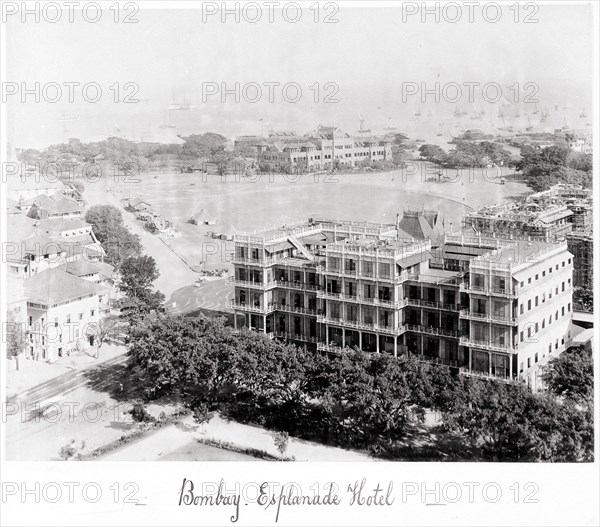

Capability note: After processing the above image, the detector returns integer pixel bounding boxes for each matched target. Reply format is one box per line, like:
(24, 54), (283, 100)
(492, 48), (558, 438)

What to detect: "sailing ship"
(525, 117), (533, 131)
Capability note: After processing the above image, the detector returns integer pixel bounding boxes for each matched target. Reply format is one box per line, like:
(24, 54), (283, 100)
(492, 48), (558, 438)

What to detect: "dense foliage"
(127, 314), (594, 461)
(517, 144), (592, 191)
(419, 141), (512, 168)
(84, 205), (142, 266)
(117, 255), (165, 322)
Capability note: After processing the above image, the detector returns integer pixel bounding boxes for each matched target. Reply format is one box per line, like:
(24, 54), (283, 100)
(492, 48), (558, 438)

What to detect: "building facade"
(23, 268), (102, 362)
(230, 219), (574, 390)
(257, 126), (393, 172)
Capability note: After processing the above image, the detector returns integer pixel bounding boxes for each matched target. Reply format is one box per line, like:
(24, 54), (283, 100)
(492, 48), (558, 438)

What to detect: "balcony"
(228, 300), (275, 314)
(323, 269), (409, 283)
(232, 255), (278, 267)
(459, 309), (518, 325)
(419, 354), (464, 368)
(460, 283), (517, 298)
(275, 280), (319, 291)
(273, 330), (317, 343)
(317, 316), (405, 335)
(404, 324), (460, 338)
(226, 277), (276, 290)
(459, 367), (512, 382)
(459, 336), (515, 353)
(318, 291), (406, 308)
(459, 282), (518, 298)
(272, 303), (317, 315)
(405, 299), (461, 311)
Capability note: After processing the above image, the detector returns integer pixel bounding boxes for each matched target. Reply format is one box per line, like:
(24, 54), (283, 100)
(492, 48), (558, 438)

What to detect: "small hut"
(188, 208), (216, 226)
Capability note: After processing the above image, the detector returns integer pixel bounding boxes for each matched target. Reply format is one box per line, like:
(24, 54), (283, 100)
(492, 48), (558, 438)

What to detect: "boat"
(525, 117), (533, 131)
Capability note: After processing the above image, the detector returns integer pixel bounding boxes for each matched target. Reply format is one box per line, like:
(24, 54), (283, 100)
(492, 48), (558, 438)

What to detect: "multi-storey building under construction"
(229, 218), (575, 390)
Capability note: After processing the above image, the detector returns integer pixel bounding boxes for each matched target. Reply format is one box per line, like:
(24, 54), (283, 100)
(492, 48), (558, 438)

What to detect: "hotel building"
(229, 218), (574, 390)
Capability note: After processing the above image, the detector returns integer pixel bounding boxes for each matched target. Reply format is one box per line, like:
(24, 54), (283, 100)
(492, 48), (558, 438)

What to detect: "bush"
(128, 402), (154, 423)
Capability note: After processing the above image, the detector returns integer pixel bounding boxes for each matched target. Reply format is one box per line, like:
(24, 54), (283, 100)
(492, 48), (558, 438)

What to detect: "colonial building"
(6, 215), (105, 276)
(257, 126), (393, 172)
(229, 218), (574, 391)
(23, 268), (103, 361)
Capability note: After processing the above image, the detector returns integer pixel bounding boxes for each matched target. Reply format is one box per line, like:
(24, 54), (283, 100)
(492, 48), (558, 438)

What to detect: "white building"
(24, 268), (103, 361)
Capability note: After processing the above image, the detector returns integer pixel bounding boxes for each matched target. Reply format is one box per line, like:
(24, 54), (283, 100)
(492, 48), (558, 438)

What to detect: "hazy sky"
(5, 2), (594, 149)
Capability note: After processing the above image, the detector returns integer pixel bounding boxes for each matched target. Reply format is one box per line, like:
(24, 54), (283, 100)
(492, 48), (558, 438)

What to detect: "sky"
(4, 2), (595, 149)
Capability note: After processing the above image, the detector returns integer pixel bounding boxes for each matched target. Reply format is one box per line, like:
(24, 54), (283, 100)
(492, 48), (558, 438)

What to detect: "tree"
(573, 282), (594, 312)
(544, 347), (593, 402)
(6, 313), (27, 371)
(516, 144), (592, 191)
(419, 144), (447, 165)
(118, 255), (165, 322)
(85, 205), (142, 266)
(87, 317), (119, 358)
(270, 431), (290, 460)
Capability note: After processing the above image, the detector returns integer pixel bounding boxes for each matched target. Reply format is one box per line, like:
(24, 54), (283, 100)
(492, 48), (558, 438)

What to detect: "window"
(556, 264), (559, 270)
(542, 271), (546, 277)
(520, 281), (524, 287)
(527, 299), (531, 310)
(555, 340), (558, 350)
(535, 296), (539, 307)
(520, 304), (524, 315)
(562, 261), (565, 267)
(79, 313), (83, 320)
(542, 293), (545, 303)
(535, 274), (539, 280)
(527, 327), (532, 338)
(561, 337), (565, 345)
(527, 358), (531, 368)
(561, 306), (565, 316)
(562, 282), (565, 292)
(520, 362), (524, 373)
(535, 322), (539, 333)
(528, 277), (532, 284)
(568, 258), (571, 264)
(91, 309), (95, 317)
(29, 316), (32, 326)
(549, 267), (552, 273)
(549, 344), (552, 354)
(542, 319), (545, 329)
(568, 303), (571, 312)
(535, 352), (538, 363)
(555, 311), (558, 321)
